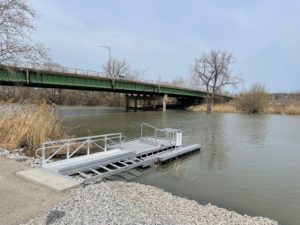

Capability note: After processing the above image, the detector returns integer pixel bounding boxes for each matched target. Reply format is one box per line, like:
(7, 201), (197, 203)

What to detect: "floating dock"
(19, 123), (200, 191)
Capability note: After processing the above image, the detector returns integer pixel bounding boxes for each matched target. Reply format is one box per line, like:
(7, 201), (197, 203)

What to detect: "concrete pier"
(163, 93), (168, 112)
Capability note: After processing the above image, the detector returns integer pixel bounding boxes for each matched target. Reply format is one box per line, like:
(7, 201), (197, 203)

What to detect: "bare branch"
(0, 0), (50, 66)
(102, 57), (130, 78)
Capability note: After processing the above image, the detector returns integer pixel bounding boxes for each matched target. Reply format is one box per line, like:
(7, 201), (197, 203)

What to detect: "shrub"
(236, 83), (268, 114)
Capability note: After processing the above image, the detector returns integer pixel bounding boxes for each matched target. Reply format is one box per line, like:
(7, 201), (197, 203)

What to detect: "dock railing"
(140, 123), (180, 147)
(36, 133), (123, 166)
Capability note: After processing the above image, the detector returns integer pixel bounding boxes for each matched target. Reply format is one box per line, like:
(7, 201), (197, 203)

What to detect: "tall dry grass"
(188, 103), (238, 113)
(263, 104), (300, 115)
(285, 104), (300, 115)
(0, 102), (66, 156)
(188, 102), (300, 115)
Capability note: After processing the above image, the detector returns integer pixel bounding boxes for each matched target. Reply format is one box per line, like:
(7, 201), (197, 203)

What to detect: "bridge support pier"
(125, 93), (203, 112)
(134, 97), (138, 112)
(125, 95), (129, 112)
(162, 94), (168, 112)
(125, 94), (165, 111)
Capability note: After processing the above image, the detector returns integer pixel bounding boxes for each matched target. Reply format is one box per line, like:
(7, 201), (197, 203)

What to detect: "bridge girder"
(0, 66), (232, 102)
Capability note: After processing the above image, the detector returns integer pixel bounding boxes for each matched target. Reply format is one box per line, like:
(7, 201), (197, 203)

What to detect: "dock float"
(157, 144), (201, 163)
(19, 123), (201, 191)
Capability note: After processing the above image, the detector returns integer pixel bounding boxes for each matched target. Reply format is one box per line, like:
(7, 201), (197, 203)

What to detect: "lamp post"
(99, 45), (112, 77)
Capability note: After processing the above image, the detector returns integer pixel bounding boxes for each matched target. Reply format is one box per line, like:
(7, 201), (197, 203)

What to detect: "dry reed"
(188, 103), (238, 113)
(0, 102), (66, 156)
(188, 103), (300, 115)
(263, 104), (300, 115)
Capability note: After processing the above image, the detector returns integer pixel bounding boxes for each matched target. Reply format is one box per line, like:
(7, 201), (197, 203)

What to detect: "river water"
(60, 107), (300, 225)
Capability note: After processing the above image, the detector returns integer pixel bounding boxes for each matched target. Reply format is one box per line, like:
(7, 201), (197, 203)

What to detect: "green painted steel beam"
(0, 66), (232, 100)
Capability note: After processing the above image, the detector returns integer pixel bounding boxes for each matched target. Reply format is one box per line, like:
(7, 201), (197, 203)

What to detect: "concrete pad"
(0, 157), (64, 225)
(17, 168), (80, 192)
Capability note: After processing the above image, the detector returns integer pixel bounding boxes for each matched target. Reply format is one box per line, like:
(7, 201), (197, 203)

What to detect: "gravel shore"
(0, 149), (41, 167)
(22, 181), (278, 225)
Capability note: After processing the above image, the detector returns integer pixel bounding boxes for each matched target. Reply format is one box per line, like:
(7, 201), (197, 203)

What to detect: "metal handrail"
(140, 123), (178, 147)
(36, 133), (123, 165)
(140, 123), (159, 138)
(41, 133), (121, 145)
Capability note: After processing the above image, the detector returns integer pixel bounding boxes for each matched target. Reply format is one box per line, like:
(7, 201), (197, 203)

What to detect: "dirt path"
(0, 157), (64, 225)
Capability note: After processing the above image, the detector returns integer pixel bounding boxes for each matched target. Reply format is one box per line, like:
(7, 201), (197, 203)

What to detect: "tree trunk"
(206, 94), (213, 113)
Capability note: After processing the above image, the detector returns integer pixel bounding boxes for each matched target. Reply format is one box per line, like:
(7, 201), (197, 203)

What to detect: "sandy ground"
(0, 157), (64, 225)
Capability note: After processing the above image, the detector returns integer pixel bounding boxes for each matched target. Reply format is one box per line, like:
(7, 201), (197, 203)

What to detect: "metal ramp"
(67, 156), (156, 184)
(40, 149), (159, 184)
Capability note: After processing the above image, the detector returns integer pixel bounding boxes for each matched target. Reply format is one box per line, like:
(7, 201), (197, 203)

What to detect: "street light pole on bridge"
(99, 45), (112, 77)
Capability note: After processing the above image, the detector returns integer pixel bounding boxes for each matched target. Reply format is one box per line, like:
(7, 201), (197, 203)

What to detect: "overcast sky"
(30, 0), (300, 92)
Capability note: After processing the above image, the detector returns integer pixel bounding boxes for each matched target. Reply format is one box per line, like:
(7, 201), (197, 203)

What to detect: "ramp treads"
(67, 157), (156, 184)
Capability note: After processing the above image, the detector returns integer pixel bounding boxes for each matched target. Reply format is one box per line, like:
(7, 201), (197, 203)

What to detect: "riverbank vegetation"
(188, 98), (300, 115)
(188, 103), (300, 115)
(189, 82), (300, 115)
(0, 102), (66, 156)
(188, 103), (238, 113)
(0, 86), (125, 106)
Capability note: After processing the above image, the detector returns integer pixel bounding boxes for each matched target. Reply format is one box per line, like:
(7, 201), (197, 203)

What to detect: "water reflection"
(200, 114), (229, 171)
(228, 114), (268, 147)
(60, 107), (300, 225)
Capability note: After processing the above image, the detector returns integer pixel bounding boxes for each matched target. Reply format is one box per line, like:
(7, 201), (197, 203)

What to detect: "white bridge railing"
(36, 133), (123, 165)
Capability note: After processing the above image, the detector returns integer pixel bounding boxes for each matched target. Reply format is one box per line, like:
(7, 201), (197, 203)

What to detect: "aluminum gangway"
(35, 123), (193, 184)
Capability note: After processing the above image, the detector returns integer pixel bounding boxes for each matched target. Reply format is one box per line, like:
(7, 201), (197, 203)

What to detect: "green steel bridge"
(0, 65), (231, 111)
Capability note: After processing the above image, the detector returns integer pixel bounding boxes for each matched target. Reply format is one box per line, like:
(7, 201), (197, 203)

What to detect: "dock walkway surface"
(0, 157), (64, 225)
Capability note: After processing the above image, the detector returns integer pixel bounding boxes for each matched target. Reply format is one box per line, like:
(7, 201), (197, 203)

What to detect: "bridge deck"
(0, 65), (231, 100)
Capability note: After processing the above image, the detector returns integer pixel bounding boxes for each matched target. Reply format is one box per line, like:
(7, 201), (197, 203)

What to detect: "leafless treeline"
(0, 86), (125, 106)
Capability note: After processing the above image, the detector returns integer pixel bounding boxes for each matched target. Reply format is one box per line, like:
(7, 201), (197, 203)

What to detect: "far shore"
(188, 103), (300, 115)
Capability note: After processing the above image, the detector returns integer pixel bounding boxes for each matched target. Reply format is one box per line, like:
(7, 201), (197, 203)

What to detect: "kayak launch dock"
(18, 123), (200, 191)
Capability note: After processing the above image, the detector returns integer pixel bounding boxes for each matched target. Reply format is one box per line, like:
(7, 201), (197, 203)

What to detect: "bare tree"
(193, 50), (241, 112)
(128, 68), (145, 81)
(103, 57), (130, 78)
(0, 0), (49, 66)
(102, 57), (145, 82)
